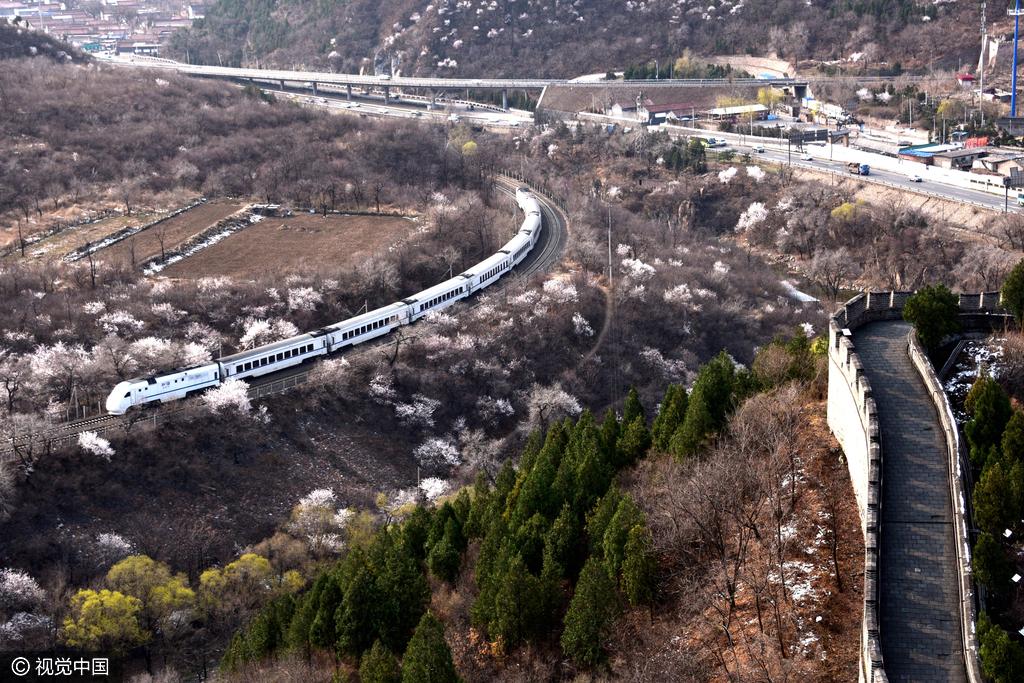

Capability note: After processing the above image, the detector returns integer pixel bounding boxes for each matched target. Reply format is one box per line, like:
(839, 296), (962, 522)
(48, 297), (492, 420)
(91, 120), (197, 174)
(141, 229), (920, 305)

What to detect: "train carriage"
(219, 330), (330, 382)
(327, 302), (409, 350)
(407, 275), (472, 322)
(105, 363), (221, 414)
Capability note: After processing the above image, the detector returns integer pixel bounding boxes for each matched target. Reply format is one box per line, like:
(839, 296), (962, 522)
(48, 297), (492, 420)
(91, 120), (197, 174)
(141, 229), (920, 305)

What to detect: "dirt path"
(582, 284), (613, 365)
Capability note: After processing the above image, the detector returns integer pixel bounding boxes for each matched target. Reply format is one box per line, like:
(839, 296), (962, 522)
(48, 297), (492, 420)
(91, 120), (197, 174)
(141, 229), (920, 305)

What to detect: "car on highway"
(752, 145), (765, 153)
(800, 153), (813, 161)
(907, 173), (923, 182)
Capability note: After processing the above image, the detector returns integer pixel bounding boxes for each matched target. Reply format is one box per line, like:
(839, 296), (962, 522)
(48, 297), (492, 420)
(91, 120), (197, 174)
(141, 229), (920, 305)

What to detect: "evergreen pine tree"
(285, 574), (327, 652)
(965, 377), (1012, 468)
(375, 532), (431, 653)
(401, 506), (432, 561)
(598, 408), (620, 463)
(978, 611), (1024, 683)
(560, 557), (620, 668)
(427, 532), (461, 584)
(973, 531), (1013, 595)
(670, 351), (736, 458)
(360, 640), (401, 683)
(622, 386), (645, 426)
(543, 503), (581, 580)
(621, 525), (656, 607)
(401, 612), (459, 683)
(670, 387), (715, 458)
(308, 576), (343, 650)
(1002, 410), (1024, 464)
(512, 513), (550, 575)
(974, 461), (1017, 536)
(517, 427), (547, 475)
(652, 384), (687, 451)
(902, 284), (961, 351)
(616, 415), (652, 467)
(336, 566), (380, 656)
(463, 472), (492, 539)
(572, 446), (613, 515)
(602, 495), (644, 579)
(490, 553), (549, 647)
(511, 443), (559, 526)
(586, 487), (622, 555)
(1001, 258), (1024, 325)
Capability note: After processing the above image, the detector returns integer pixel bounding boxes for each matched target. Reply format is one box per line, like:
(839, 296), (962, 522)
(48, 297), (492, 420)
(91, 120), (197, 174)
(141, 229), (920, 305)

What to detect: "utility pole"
(981, 2), (987, 125)
(607, 206), (613, 291)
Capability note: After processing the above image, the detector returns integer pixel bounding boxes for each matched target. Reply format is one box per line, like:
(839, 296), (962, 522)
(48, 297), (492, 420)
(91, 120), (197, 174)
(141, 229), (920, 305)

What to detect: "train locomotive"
(105, 187), (543, 414)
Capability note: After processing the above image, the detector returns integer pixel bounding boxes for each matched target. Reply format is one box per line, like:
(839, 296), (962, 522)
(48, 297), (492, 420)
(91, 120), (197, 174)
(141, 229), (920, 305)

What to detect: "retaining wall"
(827, 290), (1002, 683)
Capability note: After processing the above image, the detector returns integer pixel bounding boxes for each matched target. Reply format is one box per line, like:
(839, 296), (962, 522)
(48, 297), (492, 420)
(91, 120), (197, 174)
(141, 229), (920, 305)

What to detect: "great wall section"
(827, 291), (1006, 683)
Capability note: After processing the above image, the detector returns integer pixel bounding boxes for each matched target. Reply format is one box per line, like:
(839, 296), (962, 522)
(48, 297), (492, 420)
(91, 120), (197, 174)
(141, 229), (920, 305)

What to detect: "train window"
(276, 353), (283, 362)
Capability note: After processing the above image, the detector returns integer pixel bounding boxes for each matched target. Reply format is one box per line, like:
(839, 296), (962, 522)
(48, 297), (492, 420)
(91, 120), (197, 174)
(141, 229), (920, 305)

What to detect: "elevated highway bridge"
(104, 55), (929, 110)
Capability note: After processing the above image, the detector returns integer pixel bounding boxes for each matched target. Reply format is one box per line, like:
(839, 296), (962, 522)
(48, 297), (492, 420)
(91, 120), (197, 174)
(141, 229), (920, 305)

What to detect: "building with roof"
(897, 142), (964, 165)
(972, 150), (1024, 176)
(707, 103), (768, 120)
(933, 148), (989, 170)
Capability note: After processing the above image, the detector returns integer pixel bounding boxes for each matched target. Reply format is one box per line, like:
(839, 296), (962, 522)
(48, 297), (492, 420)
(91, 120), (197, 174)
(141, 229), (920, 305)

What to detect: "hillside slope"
(167, 0), (985, 78)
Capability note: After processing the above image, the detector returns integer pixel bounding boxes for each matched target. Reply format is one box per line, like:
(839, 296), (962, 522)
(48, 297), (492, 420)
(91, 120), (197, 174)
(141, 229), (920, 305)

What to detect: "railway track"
(0, 177), (569, 455)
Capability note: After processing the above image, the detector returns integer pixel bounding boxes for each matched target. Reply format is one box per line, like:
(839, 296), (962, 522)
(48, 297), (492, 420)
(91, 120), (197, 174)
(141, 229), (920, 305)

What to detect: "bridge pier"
(383, 85), (390, 105)
(312, 81), (319, 95)
(502, 88), (508, 111)
(279, 79), (286, 91)
(346, 84), (352, 101)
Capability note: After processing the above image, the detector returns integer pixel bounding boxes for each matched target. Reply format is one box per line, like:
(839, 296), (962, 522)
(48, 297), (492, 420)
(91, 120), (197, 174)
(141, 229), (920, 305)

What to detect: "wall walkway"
(855, 321), (966, 683)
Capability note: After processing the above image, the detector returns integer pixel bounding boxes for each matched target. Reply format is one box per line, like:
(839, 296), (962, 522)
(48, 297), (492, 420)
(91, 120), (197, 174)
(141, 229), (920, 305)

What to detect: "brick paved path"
(855, 321), (966, 683)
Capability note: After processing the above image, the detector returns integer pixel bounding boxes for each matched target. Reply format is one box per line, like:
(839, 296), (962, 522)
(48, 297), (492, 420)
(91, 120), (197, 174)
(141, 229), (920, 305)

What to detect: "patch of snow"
(780, 280), (818, 303)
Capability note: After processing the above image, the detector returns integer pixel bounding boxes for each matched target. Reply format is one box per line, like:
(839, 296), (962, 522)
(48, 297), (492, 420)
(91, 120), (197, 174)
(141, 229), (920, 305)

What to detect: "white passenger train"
(105, 187), (543, 414)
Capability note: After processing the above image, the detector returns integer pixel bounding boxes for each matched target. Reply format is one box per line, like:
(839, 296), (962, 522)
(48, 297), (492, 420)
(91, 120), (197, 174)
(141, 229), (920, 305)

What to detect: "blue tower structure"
(1012, 0), (1024, 116)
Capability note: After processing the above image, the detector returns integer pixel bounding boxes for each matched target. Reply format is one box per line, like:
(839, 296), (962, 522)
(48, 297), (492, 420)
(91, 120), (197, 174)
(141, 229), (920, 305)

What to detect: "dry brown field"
(95, 199), (247, 268)
(160, 212), (418, 279)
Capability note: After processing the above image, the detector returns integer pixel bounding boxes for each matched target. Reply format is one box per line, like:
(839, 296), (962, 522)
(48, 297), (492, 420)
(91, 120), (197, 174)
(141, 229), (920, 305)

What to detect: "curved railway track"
(0, 177), (569, 455)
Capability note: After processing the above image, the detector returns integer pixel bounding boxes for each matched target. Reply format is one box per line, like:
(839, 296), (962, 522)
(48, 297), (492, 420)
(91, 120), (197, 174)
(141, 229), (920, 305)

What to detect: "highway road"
(777, 148), (1018, 213)
(264, 85), (532, 128)
(685, 135), (1021, 215)
(102, 53), (932, 91)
